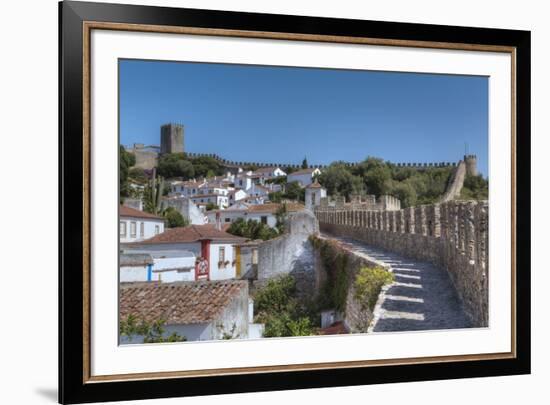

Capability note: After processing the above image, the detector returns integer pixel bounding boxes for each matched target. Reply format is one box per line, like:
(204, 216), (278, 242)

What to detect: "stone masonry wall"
(312, 237), (391, 333)
(315, 200), (488, 326)
(256, 210), (319, 295)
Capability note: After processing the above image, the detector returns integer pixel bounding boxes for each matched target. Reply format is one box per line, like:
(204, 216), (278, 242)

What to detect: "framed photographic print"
(59, 1), (531, 403)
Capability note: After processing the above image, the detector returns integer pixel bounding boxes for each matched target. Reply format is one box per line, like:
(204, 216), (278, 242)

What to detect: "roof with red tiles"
(134, 224), (246, 244)
(120, 280), (248, 324)
(120, 205), (164, 220)
(318, 321), (349, 335)
(306, 180), (324, 189)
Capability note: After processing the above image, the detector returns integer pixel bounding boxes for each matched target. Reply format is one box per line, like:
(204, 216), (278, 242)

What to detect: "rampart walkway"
(322, 234), (472, 332)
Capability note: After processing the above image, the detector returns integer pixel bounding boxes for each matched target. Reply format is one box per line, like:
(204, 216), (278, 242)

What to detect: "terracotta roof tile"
(306, 180), (323, 189)
(120, 281), (248, 324)
(134, 224), (246, 244)
(318, 321), (349, 335)
(247, 203), (305, 214)
(120, 205), (164, 220)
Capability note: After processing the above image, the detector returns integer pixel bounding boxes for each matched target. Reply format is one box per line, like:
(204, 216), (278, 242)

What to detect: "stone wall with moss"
(310, 236), (392, 333)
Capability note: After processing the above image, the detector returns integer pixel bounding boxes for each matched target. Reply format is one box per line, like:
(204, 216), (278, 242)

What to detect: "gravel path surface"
(324, 235), (472, 332)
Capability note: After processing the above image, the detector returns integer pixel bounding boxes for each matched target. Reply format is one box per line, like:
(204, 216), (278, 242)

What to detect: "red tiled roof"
(306, 180), (323, 189)
(135, 224), (246, 244)
(247, 203), (304, 214)
(318, 321), (349, 335)
(120, 205), (164, 220)
(120, 280), (248, 324)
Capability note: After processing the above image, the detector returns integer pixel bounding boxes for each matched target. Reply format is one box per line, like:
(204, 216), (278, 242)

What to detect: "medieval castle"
(125, 123), (478, 176)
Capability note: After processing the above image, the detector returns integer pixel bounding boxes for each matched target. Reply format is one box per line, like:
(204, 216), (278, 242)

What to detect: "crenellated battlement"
(314, 200), (488, 326)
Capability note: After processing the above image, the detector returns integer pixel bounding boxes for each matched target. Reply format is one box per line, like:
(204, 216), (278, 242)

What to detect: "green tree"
(190, 156), (224, 178)
(460, 174), (488, 200)
(227, 218), (278, 240)
(120, 145), (136, 199)
(317, 163), (364, 200)
(254, 275), (315, 337)
(301, 156), (308, 169)
(391, 181), (417, 208)
(283, 181), (305, 201)
(157, 153), (195, 179)
(128, 167), (147, 184)
(163, 207), (189, 228)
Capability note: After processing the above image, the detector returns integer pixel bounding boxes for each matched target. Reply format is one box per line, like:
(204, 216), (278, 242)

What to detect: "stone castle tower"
(160, 123), (184, 154)
(464, 154), (478, 177)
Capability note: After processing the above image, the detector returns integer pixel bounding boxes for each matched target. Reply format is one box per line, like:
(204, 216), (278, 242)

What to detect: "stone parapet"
(315, 200), (489, 326)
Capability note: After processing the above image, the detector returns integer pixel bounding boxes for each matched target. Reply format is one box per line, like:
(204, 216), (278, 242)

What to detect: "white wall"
(3, 1), (548, 405)
(120, 265), (150, 283)
(120, 217), (164, 243)
(287, 173), (313, 186)
(209, 242), (238, 280)
(207, 210), (277, 228)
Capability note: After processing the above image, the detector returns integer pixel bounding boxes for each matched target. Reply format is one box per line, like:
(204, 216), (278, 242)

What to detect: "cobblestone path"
(323, 235), (472, 332)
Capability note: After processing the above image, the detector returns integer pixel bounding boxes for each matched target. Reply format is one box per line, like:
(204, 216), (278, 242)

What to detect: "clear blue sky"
(119, 59), (488, 176)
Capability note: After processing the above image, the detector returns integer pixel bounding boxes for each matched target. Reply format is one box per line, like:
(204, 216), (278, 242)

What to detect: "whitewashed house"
(228, 189), (248, 204)
(169, 179), (207, 197)
(125, 224), (246, 281)
(206, 203), (304, 229)
(287, 167), (322, 187)
(251, 167), (287, 183)
(120, 206), (165, 243)
(247, 183), (270, 198)
(190, 193), (230, 209)
(235, 174), (253, 191)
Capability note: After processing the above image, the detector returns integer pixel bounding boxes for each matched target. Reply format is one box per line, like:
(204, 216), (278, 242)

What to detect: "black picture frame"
(59, 1), (531, 403)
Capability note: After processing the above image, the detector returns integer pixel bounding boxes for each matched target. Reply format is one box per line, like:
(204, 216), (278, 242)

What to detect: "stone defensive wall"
(314, 200), (489, 326)
(256, 210), (319, 295)
(185, 152), (457, 171)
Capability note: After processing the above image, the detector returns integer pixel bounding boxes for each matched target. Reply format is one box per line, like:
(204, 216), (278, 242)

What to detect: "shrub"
(354, 267), (395, 311)
(253, 275), (315, 337)
(163, 207), (189, 228)
(227, 218), (279, 241)
(120, 314), (187, 343)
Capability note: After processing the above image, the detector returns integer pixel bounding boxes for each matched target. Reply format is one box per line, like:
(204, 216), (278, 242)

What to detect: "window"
(140, 222), (144, 237)
(119, 221), (126, 237)
(154, 225), (160, 235)
(261, 216), (268, 225)
(219, 247), (225, 264)
(130, 222), (137, 238)
(225, 218), (231, 223)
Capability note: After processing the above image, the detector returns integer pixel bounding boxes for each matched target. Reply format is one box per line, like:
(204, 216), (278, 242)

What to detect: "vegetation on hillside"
(120, 146), (136, 199)
(317, 157), (455, 208)
(157, 153), (225, 179)
(459, 174), (489, 200)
